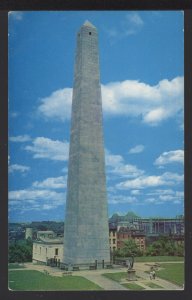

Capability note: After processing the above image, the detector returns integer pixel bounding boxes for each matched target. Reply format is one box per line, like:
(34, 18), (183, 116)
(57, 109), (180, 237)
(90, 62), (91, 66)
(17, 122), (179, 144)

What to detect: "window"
(113, 239), (116, 244)
(89, 32), (91, 35)
(40, 247), (41, 254)
(55, 248), (58, 255)
(113, 231), (115, 237)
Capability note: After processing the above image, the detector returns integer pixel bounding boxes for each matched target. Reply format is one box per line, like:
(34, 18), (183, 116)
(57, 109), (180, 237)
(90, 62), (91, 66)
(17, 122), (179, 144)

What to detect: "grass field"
(102, 272), (127, 282)
(145, 282), (163, 289)
(156, 263), (184, 286)
(122, 282), (145, 290)
(9, 270), (102, 291)
(130, 256), (184, 263)
(8, 263), (25, 269)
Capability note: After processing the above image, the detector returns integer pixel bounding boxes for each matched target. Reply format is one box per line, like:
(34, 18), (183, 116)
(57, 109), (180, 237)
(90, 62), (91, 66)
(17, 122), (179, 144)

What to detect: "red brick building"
(117, 227), (146, 252)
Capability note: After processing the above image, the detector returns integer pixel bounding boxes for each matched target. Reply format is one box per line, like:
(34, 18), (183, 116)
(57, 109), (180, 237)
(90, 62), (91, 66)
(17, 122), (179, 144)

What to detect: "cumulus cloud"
(32, 176), (67, 189)
(38, 88), (72, 121)
(116, 172), (183, 190)
(9, 189), (61, 201)
(154, 150), (184, 166)
(9, 188), (65, 211)
(102, 77), (183, 125)
(129, 145), (145, 154)
(9, 164), (30, 173)
(25, 137), (69, 161)
(105, 150), (144, 178)
(9, 135), (31, 142)
(37, 76), (183, 126)
(145, 189), (184, 205)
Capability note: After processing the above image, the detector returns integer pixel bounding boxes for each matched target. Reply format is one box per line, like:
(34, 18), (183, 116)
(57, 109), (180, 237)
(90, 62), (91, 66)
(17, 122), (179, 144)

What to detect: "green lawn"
(134, 256), (184, 263)
(145, 282), (163, 289)
(9, 270), (102, 291)
(102, 272), (127, 282)
(8, 263), (25, 269)
(156, 263), (184, 286)
(122, 283), (145, 290)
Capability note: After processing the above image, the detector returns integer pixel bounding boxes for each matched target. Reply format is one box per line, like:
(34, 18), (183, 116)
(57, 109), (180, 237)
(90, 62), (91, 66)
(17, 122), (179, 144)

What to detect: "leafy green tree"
(114, 239), (142, 258)
(146, 236), (183, 256)
(9, 239), (33, 263)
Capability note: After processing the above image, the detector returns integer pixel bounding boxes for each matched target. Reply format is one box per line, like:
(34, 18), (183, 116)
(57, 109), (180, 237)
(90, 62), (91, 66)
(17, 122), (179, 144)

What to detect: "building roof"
(34, 236), (63, 244)
(37, 231), (54, 234)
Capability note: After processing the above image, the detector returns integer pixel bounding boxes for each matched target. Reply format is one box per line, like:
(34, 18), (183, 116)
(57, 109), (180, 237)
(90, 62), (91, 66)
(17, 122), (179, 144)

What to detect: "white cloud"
(9, 188), (65, 211)
(108, 195), (137, 204)
(106, 12), (144, 39)
(154, 150), (184, 166)
(25, 137), (69, 161)
(9, 134), (31, 142)
(129, 144), (145, 154)
(131, 190), (140, 195)
(105, 150), (144, 178)
(9, 164), (30, 173)
(8, 11), (23, 21)
(116, 172), (183, 190)
(144, 189), (184, 205)
(37, 76), (183, 126)
(102, 76), (183, 125)
(32, 176), (67, 189)
(38, 88), (72, 121)
(126, 13), (144, 27)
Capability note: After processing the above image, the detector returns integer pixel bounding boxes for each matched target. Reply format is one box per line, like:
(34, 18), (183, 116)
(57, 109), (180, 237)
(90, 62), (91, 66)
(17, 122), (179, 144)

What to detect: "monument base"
(61, 261), (112, 271)
(127, 269), (136, 281)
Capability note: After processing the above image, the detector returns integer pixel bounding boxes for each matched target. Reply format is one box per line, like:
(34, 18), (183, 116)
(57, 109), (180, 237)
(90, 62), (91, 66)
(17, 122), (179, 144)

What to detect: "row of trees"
(114, 236), (184, 258)
(9, 236), (184, 263)
(145, 236), (184, 256)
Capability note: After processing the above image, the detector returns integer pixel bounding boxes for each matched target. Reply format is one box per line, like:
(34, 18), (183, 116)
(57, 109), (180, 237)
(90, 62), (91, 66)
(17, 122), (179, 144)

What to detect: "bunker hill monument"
(63, 21), (110, 267)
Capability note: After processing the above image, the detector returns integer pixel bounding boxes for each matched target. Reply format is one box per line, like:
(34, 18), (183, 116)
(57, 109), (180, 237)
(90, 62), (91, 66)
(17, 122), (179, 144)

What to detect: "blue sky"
(8, 11), (184, 222)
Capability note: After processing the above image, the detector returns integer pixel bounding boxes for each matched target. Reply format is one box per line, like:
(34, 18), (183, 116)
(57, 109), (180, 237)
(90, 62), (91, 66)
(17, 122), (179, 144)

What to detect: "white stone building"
(32, 231), (64, 264)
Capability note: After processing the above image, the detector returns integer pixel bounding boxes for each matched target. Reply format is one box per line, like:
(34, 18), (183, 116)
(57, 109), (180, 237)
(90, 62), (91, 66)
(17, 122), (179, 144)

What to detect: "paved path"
(77, 271), (127, 290)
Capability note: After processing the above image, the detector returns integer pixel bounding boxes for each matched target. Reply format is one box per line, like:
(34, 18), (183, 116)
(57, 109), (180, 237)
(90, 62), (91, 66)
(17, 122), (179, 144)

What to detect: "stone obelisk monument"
(63, 21), (110, 267)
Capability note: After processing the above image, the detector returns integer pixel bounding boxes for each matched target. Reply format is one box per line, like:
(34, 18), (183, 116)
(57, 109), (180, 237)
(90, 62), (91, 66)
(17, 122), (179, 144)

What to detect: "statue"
(126, 255), (134, 270)
(126, 255), (136, 281)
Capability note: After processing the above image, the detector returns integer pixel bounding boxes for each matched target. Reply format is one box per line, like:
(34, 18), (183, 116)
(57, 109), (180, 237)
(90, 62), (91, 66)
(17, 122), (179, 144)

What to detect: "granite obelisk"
(63, 21), (110, 266)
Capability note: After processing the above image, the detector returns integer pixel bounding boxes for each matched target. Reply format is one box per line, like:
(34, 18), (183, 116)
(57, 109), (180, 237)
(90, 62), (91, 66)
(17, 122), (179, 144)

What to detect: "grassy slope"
(122, 283), (145, 290)
(102, 272), (127, 282)
(134, 256), (184, 262)
(8, 263), (25, 269)
(156, 263), (184, 286)
(145, 282), (163, 289)
(9, 270), (102, 291)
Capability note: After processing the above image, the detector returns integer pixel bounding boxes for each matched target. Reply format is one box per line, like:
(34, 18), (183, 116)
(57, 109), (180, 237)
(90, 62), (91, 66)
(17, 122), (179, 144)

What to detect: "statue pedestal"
(127, 269), (136, 281)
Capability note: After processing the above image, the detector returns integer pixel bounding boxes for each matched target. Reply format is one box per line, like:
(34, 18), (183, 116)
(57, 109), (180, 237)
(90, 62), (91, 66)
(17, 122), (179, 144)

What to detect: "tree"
(9, 239), (33, 263)
(114, 239), (142, 258)
(145, 236), (183, 256)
